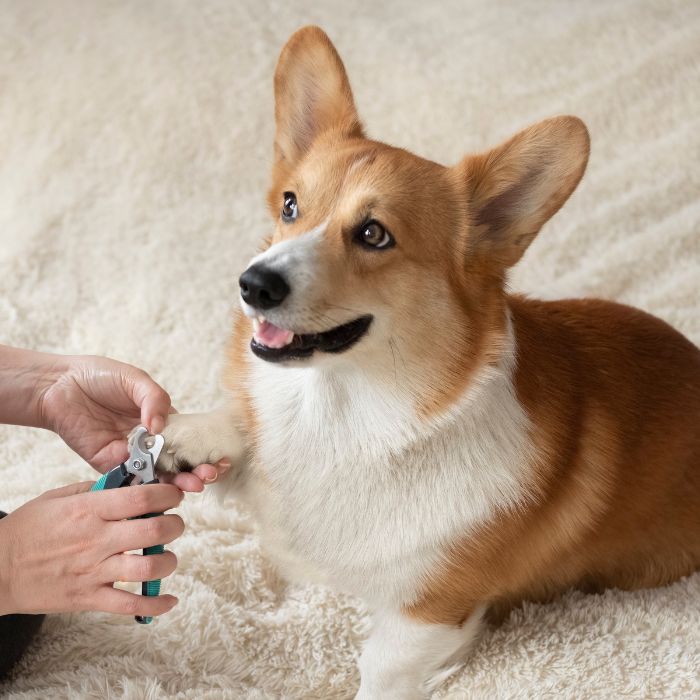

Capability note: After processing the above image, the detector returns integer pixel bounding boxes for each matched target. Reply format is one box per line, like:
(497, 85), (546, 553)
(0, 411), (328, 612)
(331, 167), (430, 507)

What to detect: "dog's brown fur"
(406, 297), (700, 624)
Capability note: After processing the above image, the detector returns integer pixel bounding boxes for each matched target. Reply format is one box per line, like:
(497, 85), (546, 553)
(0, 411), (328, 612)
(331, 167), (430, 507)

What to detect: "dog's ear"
(457, 116), (589, 268)
(273, 26), (363, 166)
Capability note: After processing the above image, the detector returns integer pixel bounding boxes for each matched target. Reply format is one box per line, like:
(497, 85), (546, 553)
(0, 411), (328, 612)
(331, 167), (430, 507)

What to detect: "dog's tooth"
(252, 318), (261, 333)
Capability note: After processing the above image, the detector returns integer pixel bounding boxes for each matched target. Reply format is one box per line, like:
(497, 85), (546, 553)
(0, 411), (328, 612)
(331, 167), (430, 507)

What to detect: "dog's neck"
(247, 308), (528, 469)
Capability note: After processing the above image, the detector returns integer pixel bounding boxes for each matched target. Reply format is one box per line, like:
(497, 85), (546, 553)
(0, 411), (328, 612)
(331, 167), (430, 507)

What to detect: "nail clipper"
(90, 426), (165, 624)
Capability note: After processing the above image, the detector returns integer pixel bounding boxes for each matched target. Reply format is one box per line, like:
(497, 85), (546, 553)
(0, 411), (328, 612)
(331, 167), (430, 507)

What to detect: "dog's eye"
(281, 192), (298, 221)
(355, 221), (394, 250)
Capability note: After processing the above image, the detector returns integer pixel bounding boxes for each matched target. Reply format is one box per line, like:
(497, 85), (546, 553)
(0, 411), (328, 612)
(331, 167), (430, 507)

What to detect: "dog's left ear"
(273, 26), (363, 166)
(457, 116), (590, 268)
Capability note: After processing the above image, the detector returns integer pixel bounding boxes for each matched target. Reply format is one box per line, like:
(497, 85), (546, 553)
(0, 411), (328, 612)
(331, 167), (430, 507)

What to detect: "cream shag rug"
(1, 1), (699, 698)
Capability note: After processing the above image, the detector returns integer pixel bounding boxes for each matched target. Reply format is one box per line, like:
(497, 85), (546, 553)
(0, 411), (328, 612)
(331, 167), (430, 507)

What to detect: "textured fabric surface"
(1, 1), (699, 697)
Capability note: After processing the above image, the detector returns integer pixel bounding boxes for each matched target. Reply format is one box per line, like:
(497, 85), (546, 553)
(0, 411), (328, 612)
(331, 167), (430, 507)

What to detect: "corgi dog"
(158, 26), (700, 699)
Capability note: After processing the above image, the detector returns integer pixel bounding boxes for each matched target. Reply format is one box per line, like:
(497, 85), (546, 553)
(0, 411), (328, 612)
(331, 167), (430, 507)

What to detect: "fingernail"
(151, 415), (165, 435)
(218, 458), (232, 469)
(204, 473), (219, 484)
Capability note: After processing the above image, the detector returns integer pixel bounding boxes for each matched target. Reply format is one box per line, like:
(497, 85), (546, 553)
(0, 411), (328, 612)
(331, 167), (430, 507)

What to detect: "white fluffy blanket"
(1, 1), (699, 698)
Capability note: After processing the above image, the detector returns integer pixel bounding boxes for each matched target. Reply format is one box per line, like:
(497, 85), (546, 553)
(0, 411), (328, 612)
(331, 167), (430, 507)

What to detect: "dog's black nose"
(239, 264), (290, 310)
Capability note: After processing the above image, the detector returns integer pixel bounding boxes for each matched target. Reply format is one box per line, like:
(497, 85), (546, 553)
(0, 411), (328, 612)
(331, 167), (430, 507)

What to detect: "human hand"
(0, 481), (185, 617)
(38, 355), (172, 470)
(36, 354), (230, 488)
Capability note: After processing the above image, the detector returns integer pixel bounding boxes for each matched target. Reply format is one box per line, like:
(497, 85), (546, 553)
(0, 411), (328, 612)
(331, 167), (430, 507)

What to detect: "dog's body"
(160, 27), (700, 698)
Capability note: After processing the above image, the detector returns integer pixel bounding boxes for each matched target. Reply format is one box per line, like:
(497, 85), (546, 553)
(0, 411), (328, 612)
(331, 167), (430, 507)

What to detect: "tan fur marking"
(223, 311), (258, 452)
(405, 297), (700, 625)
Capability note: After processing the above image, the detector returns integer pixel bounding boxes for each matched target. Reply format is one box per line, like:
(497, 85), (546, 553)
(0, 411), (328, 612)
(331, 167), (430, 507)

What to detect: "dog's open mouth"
(250, 315), (373, 362)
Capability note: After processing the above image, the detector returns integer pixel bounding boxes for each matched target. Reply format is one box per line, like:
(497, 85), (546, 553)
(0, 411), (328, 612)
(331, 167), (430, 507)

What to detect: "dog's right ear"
(273, 26), (363, 167)
(457, 116), (590, 269)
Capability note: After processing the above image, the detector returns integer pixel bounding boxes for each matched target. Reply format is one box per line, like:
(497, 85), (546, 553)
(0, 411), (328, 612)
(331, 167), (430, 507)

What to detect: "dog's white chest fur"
(242, 345), (533, 608)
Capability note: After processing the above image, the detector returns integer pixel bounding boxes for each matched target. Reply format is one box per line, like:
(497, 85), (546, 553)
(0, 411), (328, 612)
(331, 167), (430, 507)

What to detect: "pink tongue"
(255, 320), (295, 349)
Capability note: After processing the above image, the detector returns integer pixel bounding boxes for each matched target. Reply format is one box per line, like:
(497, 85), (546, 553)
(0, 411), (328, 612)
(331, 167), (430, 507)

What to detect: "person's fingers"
(36, 481), (95, 500)
(160, 462), (227, 491)
(166, 471), (205, 493)
(101, 551), (178, 584)
(93, 587), (178, 617)
(125, 369), (171, 436)
(108, 513), (185, 553)
(196, 460), (231, 482)
(194, 463), (219, 482)
(92, 483), (183, 521)
(148, 412), (166, 437)
(90, 438), (129, 472)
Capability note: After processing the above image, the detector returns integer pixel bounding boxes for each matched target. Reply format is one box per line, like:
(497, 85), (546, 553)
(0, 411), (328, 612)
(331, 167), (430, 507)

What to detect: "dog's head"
(239, 26), (588, 402)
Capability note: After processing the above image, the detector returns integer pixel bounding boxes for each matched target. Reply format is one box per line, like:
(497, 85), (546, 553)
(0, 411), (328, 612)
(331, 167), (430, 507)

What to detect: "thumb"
(126, 369), (172, 436)
(36, 481), (96, 500)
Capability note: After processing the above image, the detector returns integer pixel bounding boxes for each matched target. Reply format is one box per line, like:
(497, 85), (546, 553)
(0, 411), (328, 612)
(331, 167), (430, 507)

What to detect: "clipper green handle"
(91, 472), (109, 492)
(135, 536), (164, 625)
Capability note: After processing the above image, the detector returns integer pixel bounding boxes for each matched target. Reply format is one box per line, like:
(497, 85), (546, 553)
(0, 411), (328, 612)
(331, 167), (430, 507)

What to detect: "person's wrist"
(31, 352), (72, 431)
(0, 346), (69, 429)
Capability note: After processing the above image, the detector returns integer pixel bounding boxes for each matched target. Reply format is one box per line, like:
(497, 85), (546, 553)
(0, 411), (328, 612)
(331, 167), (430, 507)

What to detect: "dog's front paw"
(155, 412), (244, 474)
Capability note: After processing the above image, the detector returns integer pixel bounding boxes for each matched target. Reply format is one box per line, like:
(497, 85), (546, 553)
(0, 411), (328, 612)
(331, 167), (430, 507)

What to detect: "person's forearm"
(0, 345), (67, 428)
